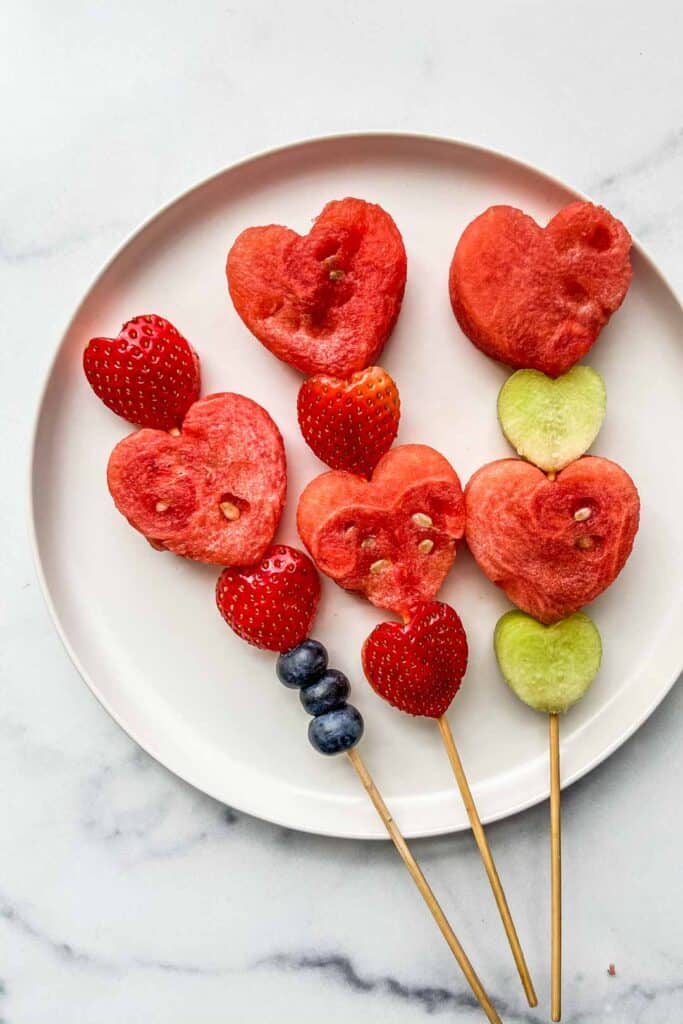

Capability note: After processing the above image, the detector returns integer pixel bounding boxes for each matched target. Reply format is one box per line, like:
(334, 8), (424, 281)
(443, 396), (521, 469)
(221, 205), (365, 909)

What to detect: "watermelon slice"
(465, 456), (639, 623)
(449, 202), (632, 377)
(297, 444), (465, 617)
(108, 393), (286, 566)
(227, 197), (407, 377)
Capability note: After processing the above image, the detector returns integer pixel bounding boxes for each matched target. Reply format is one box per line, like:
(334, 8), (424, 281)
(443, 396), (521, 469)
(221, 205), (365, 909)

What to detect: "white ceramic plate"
(31, 134), (683, 838)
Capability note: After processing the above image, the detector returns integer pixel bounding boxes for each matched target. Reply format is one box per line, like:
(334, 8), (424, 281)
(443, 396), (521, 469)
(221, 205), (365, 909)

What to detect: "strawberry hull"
(449, 202), (632, 377)
(108, 393), (286, 566)
(297, 445), (465, 617)
(227, 197), (407, 377)
(465, 456), (640, 623)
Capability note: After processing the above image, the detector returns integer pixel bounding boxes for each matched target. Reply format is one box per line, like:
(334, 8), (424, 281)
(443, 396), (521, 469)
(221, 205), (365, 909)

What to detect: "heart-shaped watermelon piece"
(497, 365), (606, 472)
(227, 197), (407, 377)
(297, 444), (465, 617)
(362, 601), (468, 718)
(465, 456), (639, 623)
(449, 202), (632, 377)
(108, 393), (286, 566)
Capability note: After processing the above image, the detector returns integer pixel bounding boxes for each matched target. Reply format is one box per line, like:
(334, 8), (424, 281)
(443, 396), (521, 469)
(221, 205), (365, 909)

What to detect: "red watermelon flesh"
(108, 393), (286, 566)
(227, 197), (407, 377)
(449, 202), (632, 377)
(297, 444), (465, 617)
(465, 456), (639, 623)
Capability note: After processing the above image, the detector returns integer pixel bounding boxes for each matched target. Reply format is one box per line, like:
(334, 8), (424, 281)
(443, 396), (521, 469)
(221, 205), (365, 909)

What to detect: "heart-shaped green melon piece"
(494, 610), (602, 713)
(497, 366), (606, 472)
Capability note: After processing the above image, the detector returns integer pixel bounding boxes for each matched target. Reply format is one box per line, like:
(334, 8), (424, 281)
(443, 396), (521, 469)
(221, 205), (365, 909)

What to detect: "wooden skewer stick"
(549, 712), (562, 1022)
(438, 715), (537, 1008)
(346, 746), (502, 1024)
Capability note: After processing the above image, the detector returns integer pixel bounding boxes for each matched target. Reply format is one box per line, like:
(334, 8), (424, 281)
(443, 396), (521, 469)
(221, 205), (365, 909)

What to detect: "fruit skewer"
(362, 600), (537, 1008)
(495, 609), (603, 1021)
(217, 546), (503, 1024)
(84, 312), (501, 1019)
(297, 377), (535, 1007)
(453, 194), (638, 1021)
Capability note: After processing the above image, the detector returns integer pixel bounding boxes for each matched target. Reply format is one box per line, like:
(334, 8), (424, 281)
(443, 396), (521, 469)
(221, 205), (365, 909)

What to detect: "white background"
(2, 2), (682, 1021)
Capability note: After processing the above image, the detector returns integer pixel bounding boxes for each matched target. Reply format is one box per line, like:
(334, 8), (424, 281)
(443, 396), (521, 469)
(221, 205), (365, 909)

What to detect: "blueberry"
(276, 639), (328, 688)
(300, 669), (350, 716)
(308, 705), (364, 755)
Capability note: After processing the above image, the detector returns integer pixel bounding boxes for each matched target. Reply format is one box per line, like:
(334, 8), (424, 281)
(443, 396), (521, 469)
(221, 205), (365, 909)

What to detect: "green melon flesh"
(494, 611), (602, 714)
(497, 366), (606, 472)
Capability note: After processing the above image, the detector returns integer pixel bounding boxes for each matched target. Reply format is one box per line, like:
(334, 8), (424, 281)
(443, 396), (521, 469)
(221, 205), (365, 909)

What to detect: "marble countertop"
(2, 1), (682, 1021)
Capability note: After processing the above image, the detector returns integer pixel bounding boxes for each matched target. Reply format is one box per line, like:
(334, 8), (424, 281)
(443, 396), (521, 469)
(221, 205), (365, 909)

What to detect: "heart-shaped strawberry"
(465, 456), (639, 624)
(216, 545), (320, 652)
(297, 444), (465, 617)
(227, 197), (407, 377)
(362, 602), (468, 718)
(108, 393), (286, 566)
(83, 314), (200, 429)
(297, 365), (400, 477)
(449, 202), (632, 377)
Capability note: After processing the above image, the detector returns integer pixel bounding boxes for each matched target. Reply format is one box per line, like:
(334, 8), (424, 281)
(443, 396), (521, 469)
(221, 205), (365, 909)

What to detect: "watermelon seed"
(370, 559), (391, 575)
(155, 501), (169, 513)
(220, 501), (240, 521)
(412, 512), (433, 528)
(574, 507), (592, 522)
(418, 539), (434, 554)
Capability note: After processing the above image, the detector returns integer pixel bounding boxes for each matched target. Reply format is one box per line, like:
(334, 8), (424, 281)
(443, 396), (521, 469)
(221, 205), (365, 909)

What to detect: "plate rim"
(28, 130), (683, 839)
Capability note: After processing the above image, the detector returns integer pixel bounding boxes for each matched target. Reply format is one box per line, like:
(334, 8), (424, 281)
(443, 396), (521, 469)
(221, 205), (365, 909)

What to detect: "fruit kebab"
(494, 610), (602, 1023)
(215, 545), (503, 1024)
(465, 452), (639, 1022)
(450, 198), (638, 1021)
(227, 194), (532, 1002)
(298, 442), (536, 1008)
(84, 324), (502, 1024)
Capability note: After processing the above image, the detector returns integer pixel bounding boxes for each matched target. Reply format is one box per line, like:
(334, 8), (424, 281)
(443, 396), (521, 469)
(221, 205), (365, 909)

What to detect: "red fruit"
(216, 545), (321, 652)
(297, 366), (400, 477)
(83, 314), (200, 429)
(226, 197), (407, 377)
(107, 393), (286, 566)
(297, 445), (465, 617)
(362, 602), (468, 718)
(465, 456), (640, 624)
(449, 202), (632, 377)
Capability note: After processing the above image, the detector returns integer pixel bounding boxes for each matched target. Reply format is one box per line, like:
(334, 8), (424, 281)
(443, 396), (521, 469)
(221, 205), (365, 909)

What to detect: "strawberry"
(83, 314), (200, 429)
(216, 545), (321, 652)
(362, 602), (468, 718)
(297, 366), (400, 477)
